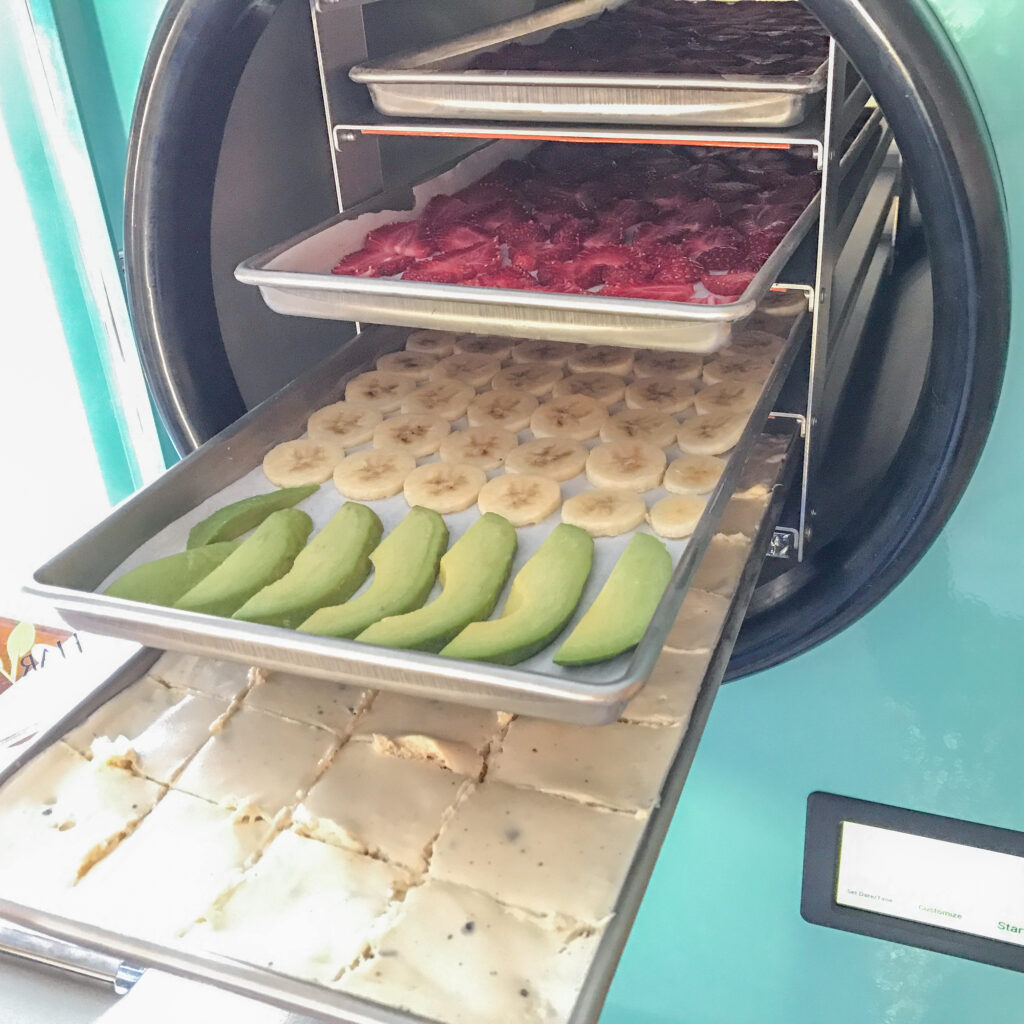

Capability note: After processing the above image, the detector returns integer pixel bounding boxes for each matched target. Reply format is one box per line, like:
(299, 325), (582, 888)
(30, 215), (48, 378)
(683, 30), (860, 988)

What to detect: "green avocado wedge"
(553, 533), (673, 666)
(356, 513), (518, 654)
(297, 506), (448, 640)
(441, 524), (593, 665)
(174, 509), (313, 617)
(104, 541), (242, 607)
(232, 503), (383, 628)
(186, 485), (318, 549)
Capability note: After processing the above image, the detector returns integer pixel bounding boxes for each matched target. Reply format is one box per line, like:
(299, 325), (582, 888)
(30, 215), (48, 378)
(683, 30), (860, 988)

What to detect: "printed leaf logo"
(0, 621), (36, 689)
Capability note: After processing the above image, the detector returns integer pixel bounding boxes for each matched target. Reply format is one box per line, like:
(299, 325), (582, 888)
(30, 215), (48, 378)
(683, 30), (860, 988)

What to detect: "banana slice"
(649, 494), (708, 539)
(530, 395), (608, 441)
(677, 412), (747, 455)
(702, 352), (773, 386)
(466, 389), (539, 432)
(600, 408), (678, 448)
(552, 372), (626, 406)
(632, 350), (703, 381)
(511, 339), (579, 366)
(345, 371), (416, 412)
(376, 351), (439, 381)
(401, 380), (475, 420)
(585, 442), (667, 492)
(663, 454), (725, 495)
(306, 401), (382, 448)
(566, 345), (635, 376)
(406, 330), (458, 356)
(403, 462), (487, 514)
(263, 439), (344, 487)
(431, 353), (501, 390)
(728, 330), (784, 361)
(624, 378), (695, 415)
(694, 381), (762, 417)
(491, 362), (563, 397)
(504, 438), (587, 482)
(453, 334), (515, 361)
(561, 488), (647, 537)
(438, 426), (517, 470)
(332, 448), (415, 500)
(477, 473), (562, 527)
(372, 413), (450, 457)
(758, 289), (807, 317)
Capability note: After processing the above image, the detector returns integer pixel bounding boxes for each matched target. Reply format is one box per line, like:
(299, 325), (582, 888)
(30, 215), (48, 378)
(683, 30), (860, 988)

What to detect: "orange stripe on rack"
(360, 128), (792, 149)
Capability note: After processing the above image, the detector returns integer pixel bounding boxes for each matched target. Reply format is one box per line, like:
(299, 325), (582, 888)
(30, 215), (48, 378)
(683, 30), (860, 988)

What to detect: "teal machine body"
(4, 0), (1022, 1020)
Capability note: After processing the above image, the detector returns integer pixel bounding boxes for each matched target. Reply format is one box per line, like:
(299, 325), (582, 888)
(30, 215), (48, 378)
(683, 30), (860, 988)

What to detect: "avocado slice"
(174, 509), (313, 617)
(232, 503), (383, 628)
(356, 513), (518, 654)
(441, 524), (593, 665)
(186, 485), (318, 549)
(104, 541), (241, 607)
(297, 506), (448, 639)
(554, 533), (673, 666)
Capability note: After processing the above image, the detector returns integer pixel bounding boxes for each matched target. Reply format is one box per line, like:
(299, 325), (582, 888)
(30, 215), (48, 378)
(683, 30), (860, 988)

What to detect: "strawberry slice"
(331, 249), (412, 278)
(474, 201), (530, 234)
(597, 198), (658, 229)
(429, 222), (496, 253)
(700, 271), (756, 297)
(402, 240), (500, 284)
(363, 221), (434, 258)
(581, 223), (624, 249)
(421, 194), (475, 226)
(652, 254), (705, 284)
(498, 219), (546, 247)
(697, 246), (745, 272)
(471, 266), (539, 290)
(603, 254), (657, 287)
(601, 282), (696, 302)
(537, 260), (604, 291)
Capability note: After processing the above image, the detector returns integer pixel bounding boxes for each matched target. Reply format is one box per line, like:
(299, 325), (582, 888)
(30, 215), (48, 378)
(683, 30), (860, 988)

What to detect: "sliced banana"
(406, 330), (458, 356)
(306, 401), (382, 448)
(632, 350), (703, 381)
(477, 473), (562, 527)
(530, 395), (608, 441)
(649, 494), (708, 540)
(332, 448), (415, 500)
(376, 350), (439, 381)
(585, 441), (667, 492)
(600, 408), (678, 448)
(552, 371), (626, 406)
(511, 339), (579, 366)
(561, 488), (647, 537)
(401, 380), (475, 420)
(345, 371), (417, 412)
(431, 353), (502, 390)
(624, 378), (695, 415)
(263, 439), (344, 487)
(758, 289), (807, 317)
(403, 462), (487, 514)
(694, 381), (762, 417)
(677, 412), (747, 455)
(453, 334), (515, 361)
(491, 362), (563, 397)
(702, 352), (773, 386)
(372, 413), (450, 457)
(566, 345), (635, 376)
(504, 438), (588, 482)
(438, 426), (517, 470)
(663, 454), (725, 495)
(728, 330), (784, 361)
(466, 389), (539, 432)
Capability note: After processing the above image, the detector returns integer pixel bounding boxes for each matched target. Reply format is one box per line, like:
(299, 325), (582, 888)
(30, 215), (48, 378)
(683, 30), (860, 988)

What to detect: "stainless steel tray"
(26, 313), (805, 725)
(349, 0), (828, 128)
(0, 430), (797, 1023)
(235, 140), (819, 352)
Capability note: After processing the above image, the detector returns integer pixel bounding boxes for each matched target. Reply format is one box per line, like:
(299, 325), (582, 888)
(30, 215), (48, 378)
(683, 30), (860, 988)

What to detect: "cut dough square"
(243, 670), (367, 735)
(337, 880), (602, 1024)
(146, 652), (254, 701)
(174, 706), (336, 818)
(64, 677), (180, 756)
(67, 790), (273, 941)
(185, 830), (402, 983)
(0, 743), (163, 908)
(489, 718), (682, 813)
(293, 739), (468, 873)
(354, 693), (502, 777)
(430, 781), (644, 923)
(691, 533), (753, 598)
(619, 649), (709, 726)
(663, 589), (731, 653)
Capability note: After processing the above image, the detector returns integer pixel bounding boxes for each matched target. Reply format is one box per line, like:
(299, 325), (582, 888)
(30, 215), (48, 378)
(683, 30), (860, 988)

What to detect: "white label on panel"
(836, 821), (1024, 946)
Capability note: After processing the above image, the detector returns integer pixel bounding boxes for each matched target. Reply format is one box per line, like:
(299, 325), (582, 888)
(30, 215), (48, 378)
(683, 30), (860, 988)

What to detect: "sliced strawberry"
(474, 201), (530, 234)
(697, 246), (745, 272)
(537, 259), (604, 291)
(363, 221), (434, 258)
(741, 229), (785, 261)
(701, 271), (756, 297)
(498, 219), (546, 247)
(651, 255), (704, 285)
(471, 266), (539, 290)
(603, 254), (657, 286)
(731, 203), (803, 235)
(601, 282), (696, 302)
(704, 180), (760, 203)
(598, 198), (658, 229)
(420, 194), (475, 226)
(331, 249), (412, 277)
(509, 239), (577, 272)
(551, 217), (593, 249)
(581, 223), (624, 249)
(402, 240), (500, 284)
(429, 222), (496, 253)
(453, 180), (514, 212)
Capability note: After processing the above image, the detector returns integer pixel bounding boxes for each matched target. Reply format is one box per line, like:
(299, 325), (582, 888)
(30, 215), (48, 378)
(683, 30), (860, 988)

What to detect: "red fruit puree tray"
(236, 140), (819, 352)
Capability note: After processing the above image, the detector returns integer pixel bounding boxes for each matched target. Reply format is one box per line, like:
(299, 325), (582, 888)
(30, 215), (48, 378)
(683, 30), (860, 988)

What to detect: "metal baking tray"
(0, 430), (796, 1023)
(349, 0), (828, 128)
(235, 140), (820, 352)
(26, 312), (805, 725)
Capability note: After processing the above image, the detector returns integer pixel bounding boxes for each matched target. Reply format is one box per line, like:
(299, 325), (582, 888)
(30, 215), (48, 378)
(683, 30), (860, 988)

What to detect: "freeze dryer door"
(123, 0), (1009, 672)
